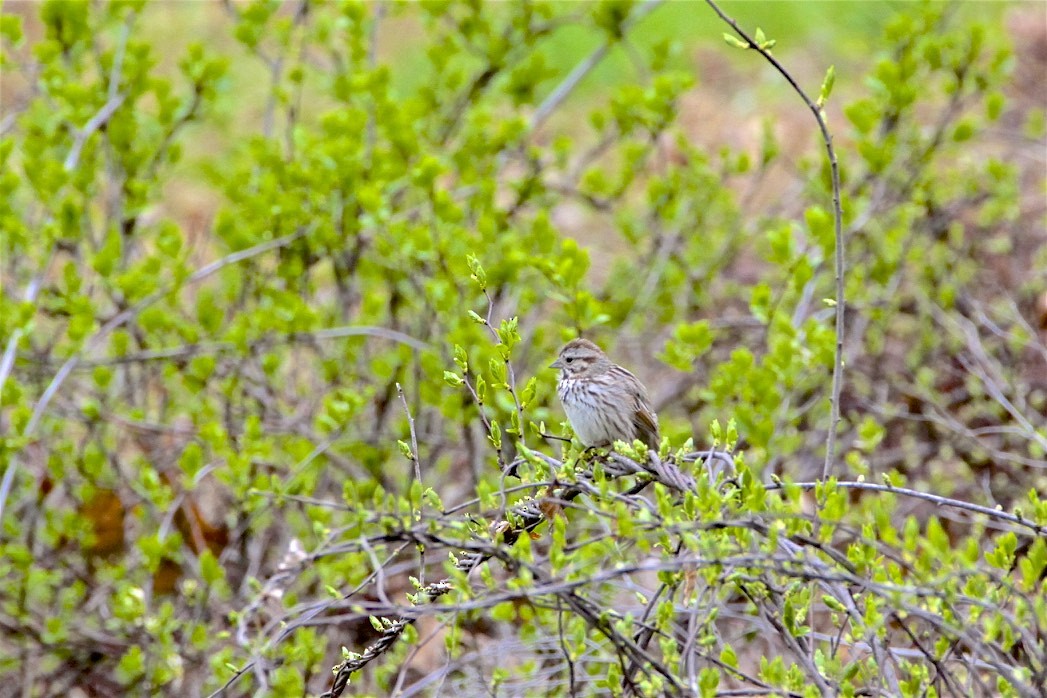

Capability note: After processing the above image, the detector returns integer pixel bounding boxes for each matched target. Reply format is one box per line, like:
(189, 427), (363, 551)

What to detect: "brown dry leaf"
(81, 489), (126, 557)
(174, 496), (229, 556)
(538, 497), (564, 521)
(152, 559), (183, 596)
(680, 566), (699, 600)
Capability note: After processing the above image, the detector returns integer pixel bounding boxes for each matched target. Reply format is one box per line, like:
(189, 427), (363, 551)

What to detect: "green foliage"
(1, 1), (1042, 696)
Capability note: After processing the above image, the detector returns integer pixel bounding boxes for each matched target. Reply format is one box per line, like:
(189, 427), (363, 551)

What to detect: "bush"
(1, 1), (1044, 696)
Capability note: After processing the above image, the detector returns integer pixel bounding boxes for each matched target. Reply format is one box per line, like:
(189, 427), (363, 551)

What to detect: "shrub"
(1, 1), (1043, 696)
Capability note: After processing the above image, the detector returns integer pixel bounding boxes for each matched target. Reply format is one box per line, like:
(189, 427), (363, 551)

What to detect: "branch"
(319, 448), (723, 697)
(778, 480), (1047, 538)
(26, 325), (429, 368)
(704, 0), (845, 480)
(62, 93), (126, 172)
(63, 16), (131, 172)
(312, 437), (1047, 698)
(531, 0), (664, 131)
(0, 255), (52, 393)
(396, 383), (423, 489)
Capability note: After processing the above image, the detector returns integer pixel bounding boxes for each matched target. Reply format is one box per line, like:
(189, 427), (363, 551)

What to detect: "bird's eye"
(565, 357), (574, 363)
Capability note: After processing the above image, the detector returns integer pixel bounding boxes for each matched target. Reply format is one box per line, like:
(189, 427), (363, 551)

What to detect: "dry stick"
(703, 0), (845, 480)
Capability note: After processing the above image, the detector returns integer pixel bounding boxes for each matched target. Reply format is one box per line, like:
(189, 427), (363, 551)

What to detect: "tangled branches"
(320, 449), (731, 697)
(302, 445), (1047, 698)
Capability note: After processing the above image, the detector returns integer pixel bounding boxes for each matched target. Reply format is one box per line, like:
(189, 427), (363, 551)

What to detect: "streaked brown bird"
(550, 338), (660, 451)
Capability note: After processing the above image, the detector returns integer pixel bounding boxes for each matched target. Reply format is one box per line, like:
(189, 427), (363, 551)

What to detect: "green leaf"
(1019, 538), (1047, 589)
(719, 644), (737, 668)
(699, 667), (719, 697)
(752, 27), (775, 50)
(466, 254), (487, 289)
(722, 33), (747, 49)
(199, 550), (224, 586)
(822, 594), (846, 612)
(1, 13), (24, 44)
(453, 344), (468, 372)
(488, 420), (501, 449)
(817, 64), (836, 108)
(519, 377), (537, 408)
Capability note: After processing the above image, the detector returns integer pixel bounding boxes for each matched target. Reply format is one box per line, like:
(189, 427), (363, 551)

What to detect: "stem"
(704, 0), (845, 480)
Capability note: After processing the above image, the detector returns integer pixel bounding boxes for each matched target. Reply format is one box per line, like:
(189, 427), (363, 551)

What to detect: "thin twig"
(0, 256), (53, 392)
(703, 0), (845, 480)
(777, 480), (1046, 537)
(397, 383), (423, 488)
(320, 448), (708, 696)
(63, 94), (126, 172)
(26, 326), (429, 368)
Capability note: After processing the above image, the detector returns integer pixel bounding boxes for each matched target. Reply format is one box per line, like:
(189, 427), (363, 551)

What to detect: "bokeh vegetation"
(1, 1), (1045, 696)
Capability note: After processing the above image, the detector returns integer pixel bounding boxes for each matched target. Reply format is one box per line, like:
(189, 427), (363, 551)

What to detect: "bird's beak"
(549, 358), (564, 370)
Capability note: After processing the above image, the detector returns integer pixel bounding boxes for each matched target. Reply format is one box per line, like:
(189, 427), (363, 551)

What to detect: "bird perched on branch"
(550, 338), (660, 451)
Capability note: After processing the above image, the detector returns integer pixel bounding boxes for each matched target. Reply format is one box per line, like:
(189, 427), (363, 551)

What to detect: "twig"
(62, 18), (131, 172)
(460, 371), (507, 472)
(26, 325), (429, 368)
(704, 0), (845, 480)
(531, 0), (664, 131)
(0, 14), (132, 660)
(776, 480), (1046, 538)
(0, 256), (53, 392)
(397, 383), (423, 488)
(63, 94), (126, 172)
(320, 449), (710, 697)
(318, 437), (1047, 697)
(477, 289), (527, 449)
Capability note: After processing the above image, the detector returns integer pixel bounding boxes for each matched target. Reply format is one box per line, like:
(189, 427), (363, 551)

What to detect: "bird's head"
(550, 338), (611, 378)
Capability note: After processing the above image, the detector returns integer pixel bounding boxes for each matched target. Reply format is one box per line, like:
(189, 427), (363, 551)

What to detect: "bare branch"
(779, 479), (1046, 538)
(704, 0), (846, 480)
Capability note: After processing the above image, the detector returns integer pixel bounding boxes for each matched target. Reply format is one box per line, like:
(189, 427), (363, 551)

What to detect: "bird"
(550, 338), (660, 451)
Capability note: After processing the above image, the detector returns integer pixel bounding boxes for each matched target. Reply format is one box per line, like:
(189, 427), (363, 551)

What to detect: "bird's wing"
(632, 396), (660, 451)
